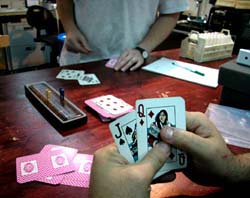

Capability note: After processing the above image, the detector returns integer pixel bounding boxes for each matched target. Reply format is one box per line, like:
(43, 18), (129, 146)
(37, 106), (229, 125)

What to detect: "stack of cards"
(109, 97), (187, 178)
(105, 57), (118, 69)
(85, 95), (134, 122)
(16, 144), (93, 188)
(56, 69), (101, 86)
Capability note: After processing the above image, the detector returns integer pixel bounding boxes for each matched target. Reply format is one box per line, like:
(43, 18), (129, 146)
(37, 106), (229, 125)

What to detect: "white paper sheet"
(142, 57), (219, 88)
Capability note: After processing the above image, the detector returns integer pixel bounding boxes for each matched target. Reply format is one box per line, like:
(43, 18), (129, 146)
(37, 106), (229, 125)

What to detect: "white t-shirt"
(59, 0), (188, 66)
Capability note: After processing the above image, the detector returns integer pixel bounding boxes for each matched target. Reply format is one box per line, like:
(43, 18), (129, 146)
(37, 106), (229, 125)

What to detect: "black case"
(218, 59), (250, 110)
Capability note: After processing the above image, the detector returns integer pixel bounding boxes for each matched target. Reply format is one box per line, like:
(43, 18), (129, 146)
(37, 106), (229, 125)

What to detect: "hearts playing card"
(56, 69), (85, 80)
(136, 97), (187, 178)
(85, 95), (134, 119)
(109, 111), (138, 163)
(78, 74), (101, 86)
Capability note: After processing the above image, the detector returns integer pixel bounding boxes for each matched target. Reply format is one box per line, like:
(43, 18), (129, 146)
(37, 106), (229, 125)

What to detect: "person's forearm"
(56, 0), (77, 33)
(138, 13), (180, 52)
(230, 153), (250, 183)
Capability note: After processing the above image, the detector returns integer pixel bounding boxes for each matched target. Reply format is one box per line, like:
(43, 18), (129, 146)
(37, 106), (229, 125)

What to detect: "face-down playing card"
(16, 145), (78, 184)
(60, 153), (93, 188)
(136, 97), (187, 178)
(109, 111), (138, 163)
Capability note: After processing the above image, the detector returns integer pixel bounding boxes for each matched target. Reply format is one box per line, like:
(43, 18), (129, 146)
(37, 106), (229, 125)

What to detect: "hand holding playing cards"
(65, 27), (92, 54)
(114, 48), (144, 72)
(160, 112), (242, 185)
(89, 143), (171, 198)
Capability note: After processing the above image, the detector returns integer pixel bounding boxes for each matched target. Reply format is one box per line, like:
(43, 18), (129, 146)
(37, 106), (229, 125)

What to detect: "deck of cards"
(56, 69), (101, 86)
(85, 95), (134, 122)
(109, 97), (187, 178)
(16, 144), (93, 188)
(105, 57), (118, 69)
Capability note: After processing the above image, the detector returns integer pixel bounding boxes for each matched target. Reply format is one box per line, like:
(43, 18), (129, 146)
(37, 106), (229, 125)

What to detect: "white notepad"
(142, 57), (219, 88)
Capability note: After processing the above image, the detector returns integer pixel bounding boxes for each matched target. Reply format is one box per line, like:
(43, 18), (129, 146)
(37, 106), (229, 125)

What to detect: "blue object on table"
(57, 33), (66, 42)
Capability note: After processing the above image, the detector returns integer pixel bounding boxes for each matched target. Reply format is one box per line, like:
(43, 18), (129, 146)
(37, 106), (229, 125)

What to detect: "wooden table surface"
(0, 49), (245, 197)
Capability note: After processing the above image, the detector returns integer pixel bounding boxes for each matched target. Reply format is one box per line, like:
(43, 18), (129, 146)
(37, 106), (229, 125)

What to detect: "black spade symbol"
(119, 138), (125, 145)
(125, 126), (133, 135)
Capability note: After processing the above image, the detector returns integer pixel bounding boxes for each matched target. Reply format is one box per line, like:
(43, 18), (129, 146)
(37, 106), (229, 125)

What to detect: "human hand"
(89, 142), (172, 198)
(65, 28), (92, 54)
(114, 48), (144, 72)
(160, 112), (238, 186)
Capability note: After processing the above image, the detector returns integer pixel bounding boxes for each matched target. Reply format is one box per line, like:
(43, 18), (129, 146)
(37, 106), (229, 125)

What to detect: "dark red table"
(0, 49), (245, 197)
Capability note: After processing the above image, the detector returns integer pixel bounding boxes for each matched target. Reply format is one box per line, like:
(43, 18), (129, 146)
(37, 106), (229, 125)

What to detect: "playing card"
(136, 97), (187, 178)
(109, 111), (138, 163)
(85, 95), (134, 119)
(61, 154), (93, 188)
(16, 145), (78, 184)
(56, 69), (85, 80)
(105, 57), (118, 68)
(92, 95), (133, 116)
(78, 74), (101, 85)
(36, 175), (64, 185)
(40, 144), (78, 156)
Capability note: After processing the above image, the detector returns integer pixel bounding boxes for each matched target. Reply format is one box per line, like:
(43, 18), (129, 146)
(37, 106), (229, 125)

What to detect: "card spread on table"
(109, 96), (187, 179)
(16, 144), (93, 188)
(56, 69), (101, 86)
(56, 69), (85, 80)
(85, 95), (134, 120)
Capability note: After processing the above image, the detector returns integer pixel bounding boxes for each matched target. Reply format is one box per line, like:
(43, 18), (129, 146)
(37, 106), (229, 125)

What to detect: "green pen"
(171, 62), (205, 76)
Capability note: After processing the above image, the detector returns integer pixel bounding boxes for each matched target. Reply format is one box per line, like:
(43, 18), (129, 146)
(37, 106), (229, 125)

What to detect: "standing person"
(56, 0), (188, 71)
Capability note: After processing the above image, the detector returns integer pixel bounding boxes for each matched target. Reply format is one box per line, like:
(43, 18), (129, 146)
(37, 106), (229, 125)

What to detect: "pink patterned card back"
(16, 147), (77, 184)
(61, 154), (93, 188)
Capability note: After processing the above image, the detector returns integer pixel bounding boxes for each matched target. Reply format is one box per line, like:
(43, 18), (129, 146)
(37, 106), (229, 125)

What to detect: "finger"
(74, 40), (91, 54)
(65, 40), (88, 54)
(114, 53), (130, 71)
(160, 126), (209, 157)
(65, 41), (79, 53)
(186, 111), (222, 138)
(130, 60), (144, 71)
(94, 143), (128, 165)
(138, 142), (171, 180)
(78, 38), (92, 53)
(121, 57), (138, 72)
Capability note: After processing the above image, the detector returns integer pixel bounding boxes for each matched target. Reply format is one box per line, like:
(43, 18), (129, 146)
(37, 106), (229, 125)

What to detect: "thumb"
(160, 127), (208, 156)
(138, 142), (171, 180)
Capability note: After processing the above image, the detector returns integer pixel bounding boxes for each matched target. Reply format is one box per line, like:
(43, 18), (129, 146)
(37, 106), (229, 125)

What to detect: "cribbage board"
(25, 81), (87, 128)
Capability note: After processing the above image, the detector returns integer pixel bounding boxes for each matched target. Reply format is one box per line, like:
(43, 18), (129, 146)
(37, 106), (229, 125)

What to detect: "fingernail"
(163, 126), (174, 139)
(157, 142), (170, 154)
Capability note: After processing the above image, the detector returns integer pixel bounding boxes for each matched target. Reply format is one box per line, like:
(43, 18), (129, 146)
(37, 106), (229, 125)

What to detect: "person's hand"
(160, 112), (239, 186)
(114, 48), (144, 72)
(65, 27), (92, 54)
(89, 142), (172, 198)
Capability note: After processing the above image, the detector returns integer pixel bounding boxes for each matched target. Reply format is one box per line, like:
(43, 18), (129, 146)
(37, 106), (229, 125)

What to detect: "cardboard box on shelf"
(0, 35), (9, 48)
(216, 0), (250, 9)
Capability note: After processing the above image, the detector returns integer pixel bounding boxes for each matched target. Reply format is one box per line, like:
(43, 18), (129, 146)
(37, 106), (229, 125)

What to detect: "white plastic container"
(180, 29), (234, 63)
